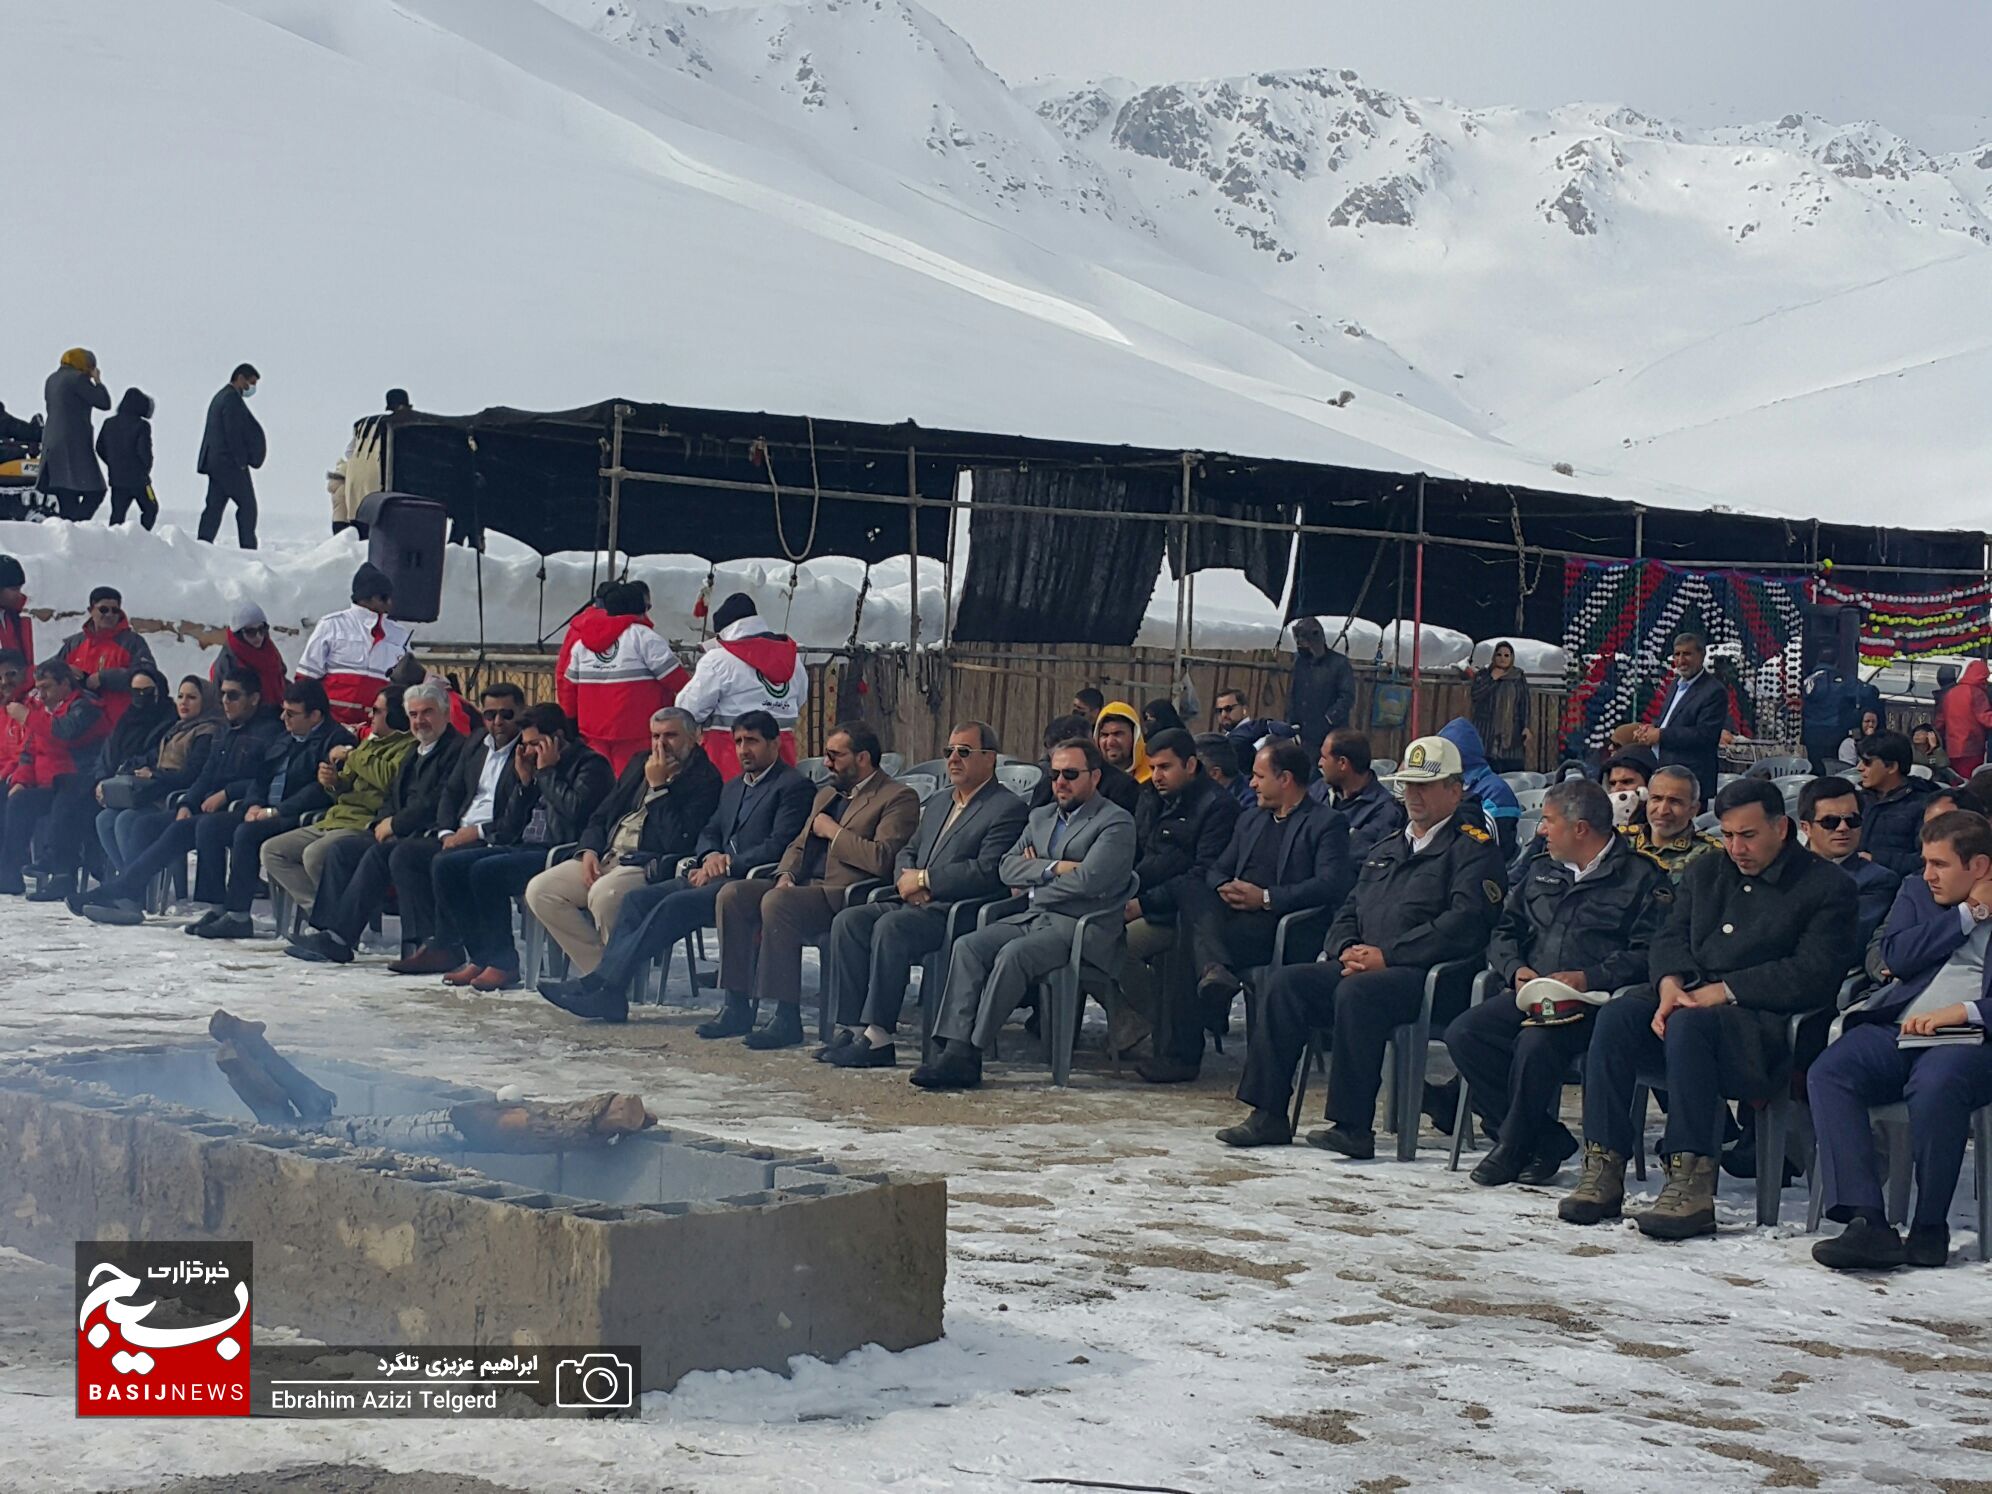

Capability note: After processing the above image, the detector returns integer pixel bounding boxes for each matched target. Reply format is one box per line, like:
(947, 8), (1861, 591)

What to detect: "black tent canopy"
(382, 399), (1989, 647)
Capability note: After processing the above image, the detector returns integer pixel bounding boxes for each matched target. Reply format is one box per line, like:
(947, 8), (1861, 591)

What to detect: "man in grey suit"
(819, 721), (1030, 1069)
(912, 736), (1137, 1090)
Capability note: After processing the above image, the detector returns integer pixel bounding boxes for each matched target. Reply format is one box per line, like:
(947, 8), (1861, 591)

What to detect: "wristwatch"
(1261, 889), (1272, 909)
(918, 869), (931, 892)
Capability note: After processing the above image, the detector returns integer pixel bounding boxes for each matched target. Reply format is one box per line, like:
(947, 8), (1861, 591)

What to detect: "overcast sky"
(912, 0), (1992, 151)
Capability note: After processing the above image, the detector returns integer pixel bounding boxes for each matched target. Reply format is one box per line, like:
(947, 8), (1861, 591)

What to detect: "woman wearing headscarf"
(94, 675), (223, 872)
(39, 348), (111, 521)
(210, 603), (287, 711)
(1468, 640), (1532, 774)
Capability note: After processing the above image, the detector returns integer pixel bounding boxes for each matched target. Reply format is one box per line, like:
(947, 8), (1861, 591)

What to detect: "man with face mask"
(197, 362), (265, 549)
(1559, 778), (1855, 1240)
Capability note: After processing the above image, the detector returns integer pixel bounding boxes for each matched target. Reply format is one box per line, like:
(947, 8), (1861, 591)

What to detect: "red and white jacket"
(677, 615), (807, 730)
(13, 690), (108, 788)
(560, 612), (688, 773)
(295, 604), (413, 729)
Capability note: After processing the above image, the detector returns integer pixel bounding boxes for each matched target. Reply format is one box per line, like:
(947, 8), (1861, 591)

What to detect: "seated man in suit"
(817, 720), (1029, 1068)
(1612, 631), (1729, 808)
(1137, 739), (1351, 1085)
(524, 707), (724, 980)
(1112, 728), (1242, 1062)
(912, 736), (1136, 1091)
(1218, 734), (1506, 1151)
(191, 679), (354, 940)
(1811, 809), (1992, 1270)
(1307, 729), (1406, 860)
(715, 721), (920, 1050)
(422, 704), (614, 991)
(1030, 713), (1141, 815)
(1559, 778), (1857, 1238)
(290, 685), (529, 964)
(1798, 774), (1899, 948)
(1444, 778), (1669, 1188)
(539, 710), (811, 1024)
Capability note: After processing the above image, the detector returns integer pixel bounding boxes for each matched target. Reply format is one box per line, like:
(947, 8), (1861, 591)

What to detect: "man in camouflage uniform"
(1620, 764), (1720, 882)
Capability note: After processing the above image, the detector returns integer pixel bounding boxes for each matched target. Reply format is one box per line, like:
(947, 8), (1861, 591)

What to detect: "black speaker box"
(356, 491), (447, 624)
(1802, 602), (1863, 677)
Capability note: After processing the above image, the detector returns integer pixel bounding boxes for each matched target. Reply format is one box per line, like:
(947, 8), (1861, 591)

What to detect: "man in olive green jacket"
(259, 687), (416, 916)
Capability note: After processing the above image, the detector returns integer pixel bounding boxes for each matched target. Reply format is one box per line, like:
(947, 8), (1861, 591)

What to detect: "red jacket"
(0, 710), (23, 786)
(561, 612), (688, 772)
(59, 621), (156, 728)
(554, 606), (600, 721)
(14, 691), (108, 788)
(0, 607), (29, 667)
(1938, 659), (1992, 767)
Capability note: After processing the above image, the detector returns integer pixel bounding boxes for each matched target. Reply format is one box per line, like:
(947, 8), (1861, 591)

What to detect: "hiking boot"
(1305, 1124), (1375, 1159)
(1215, 1107), (1291, 1147)
(696, 995), (758, 1040)
(1633, 1152), (1718, 1240)
(1905, 1226), (1950, 1268)
(1812, 1217), (1905, 1271)
(1557, 1144), (1627, 1225)
(741, 1005), (805, 1050)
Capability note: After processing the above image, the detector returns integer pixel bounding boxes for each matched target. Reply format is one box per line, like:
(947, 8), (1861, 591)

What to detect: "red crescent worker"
(676, 591), (807, 779)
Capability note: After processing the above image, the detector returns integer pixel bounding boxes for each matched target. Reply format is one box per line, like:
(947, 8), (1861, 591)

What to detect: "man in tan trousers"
(702, 720), (919, 1051)
(524, 707), (722, 977)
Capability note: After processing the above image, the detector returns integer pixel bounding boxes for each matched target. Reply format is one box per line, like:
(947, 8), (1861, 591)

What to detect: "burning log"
(209, 1010), (337, 1125)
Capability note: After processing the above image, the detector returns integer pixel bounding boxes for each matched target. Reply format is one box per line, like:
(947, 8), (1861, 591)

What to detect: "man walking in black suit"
(818, 721), (1029, 1069)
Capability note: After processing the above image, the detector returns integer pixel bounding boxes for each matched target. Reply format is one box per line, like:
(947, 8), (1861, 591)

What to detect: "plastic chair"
(1500, 771), (1548, 794)
(880, 752), (906, 778)
(907, 892), (1007, 1062)
(1692, 810), (1720, 833)
(798, 756), (831, 784)
(897, 773), (941, 803)
(1371, 759), (1398, 779)
(905, 758), (948, 782)
(996, 763), (1043, 798)
(1513, 787), (1549, 812)
(1716, 773), (1742, 791)
(1804, 1101), (1992, 1261)
(1748, 756), (1814, 780)
(1290, 956), (1482, 1160)
(1909, 764), (1934, 780)
(744, 860), (880, 1040)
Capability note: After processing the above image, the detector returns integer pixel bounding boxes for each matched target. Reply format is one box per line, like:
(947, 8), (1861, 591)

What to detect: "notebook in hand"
(1897, 1025), (1987, 1049)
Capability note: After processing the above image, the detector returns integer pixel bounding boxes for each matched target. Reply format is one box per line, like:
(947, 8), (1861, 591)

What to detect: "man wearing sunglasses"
(912, 736), (1136, 1090)
(1800, 775), (1900, 949)
(53, 586), (156, 729)
(815, 722), (1028, 1068)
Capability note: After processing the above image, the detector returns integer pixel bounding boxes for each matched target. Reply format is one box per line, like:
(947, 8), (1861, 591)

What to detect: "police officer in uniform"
(1444, 777), (1671, 1187)
(1619, 764), (1721, 882)
(1559, 777), (1857, 1238)
(1218, 734), (1507, 1152)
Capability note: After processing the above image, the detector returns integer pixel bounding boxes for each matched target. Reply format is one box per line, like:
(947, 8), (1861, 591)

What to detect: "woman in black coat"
(39, 348), (110, 520)
(96, 388), (158, 530)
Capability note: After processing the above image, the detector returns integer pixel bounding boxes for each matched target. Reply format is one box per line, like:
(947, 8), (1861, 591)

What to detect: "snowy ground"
(1, 895), (1988, 1492)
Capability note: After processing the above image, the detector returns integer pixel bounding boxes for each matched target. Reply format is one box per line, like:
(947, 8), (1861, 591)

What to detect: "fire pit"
(0, 1044), (945, 1391)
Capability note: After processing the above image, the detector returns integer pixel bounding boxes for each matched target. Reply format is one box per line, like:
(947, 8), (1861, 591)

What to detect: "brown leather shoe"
(469, 967), (519, 992)
(442, 962), (484, 987)
(390, 944), (465, 977)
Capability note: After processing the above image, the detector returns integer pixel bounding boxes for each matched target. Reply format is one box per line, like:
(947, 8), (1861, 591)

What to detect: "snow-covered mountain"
(4, 0), (1986, 541)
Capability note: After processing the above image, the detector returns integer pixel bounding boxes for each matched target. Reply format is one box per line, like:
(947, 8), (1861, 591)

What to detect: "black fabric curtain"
(1168, 493), (1292, 607)
(954, 465), (1173, 644)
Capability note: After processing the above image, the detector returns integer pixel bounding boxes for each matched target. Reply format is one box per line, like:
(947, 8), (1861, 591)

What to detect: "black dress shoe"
(814, 1029), (857, 1062)
(1905, 1226), (1950, 1268)
(1812, 1217), (1906, 1271)
(539, 978), (628, 1024)
(1470, 1140), (1531, 1187)
(82, 899), (146, 927)
(909, 1043), (982, 1090)
(695, 995), (758, 1039)
(829, 1039), (897, 1069)
(26, 875), (76, 904)
(184, 909), (226, 935)
(1422, 1079), (1461, 1136)
(742, 1006), (805, 1050)
(1305, 1124), (1375, 1159)
(193, 912), (256, 941)
(1215, 1108), (1291, 1147)
(1135, 1055), (1201, 1084)
(1517, 1125), (1580, 1186)
(285, 932), (351, 964)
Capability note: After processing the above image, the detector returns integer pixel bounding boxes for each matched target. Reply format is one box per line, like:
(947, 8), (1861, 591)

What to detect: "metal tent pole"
(1172, 454), (1194, 688)
(604, 403), (629, 579)
(908, 447), (920, 656)
(1409, 474), (1427, 739)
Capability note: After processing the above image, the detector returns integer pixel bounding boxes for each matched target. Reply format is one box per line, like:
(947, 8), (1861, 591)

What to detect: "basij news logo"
(76, 1241), (252, 1416)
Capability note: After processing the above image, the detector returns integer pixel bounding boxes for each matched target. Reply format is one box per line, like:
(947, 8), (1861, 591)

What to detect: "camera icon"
(554, 1353), (634, 1410)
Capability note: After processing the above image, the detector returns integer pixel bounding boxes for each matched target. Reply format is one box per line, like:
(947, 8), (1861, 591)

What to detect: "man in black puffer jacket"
(1856, 731), (1941, 879)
